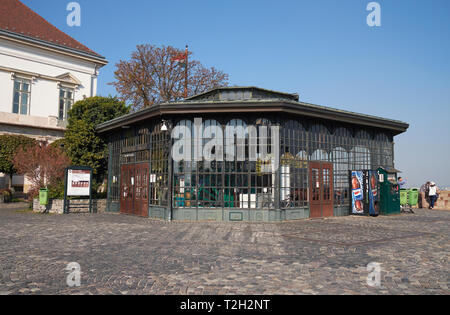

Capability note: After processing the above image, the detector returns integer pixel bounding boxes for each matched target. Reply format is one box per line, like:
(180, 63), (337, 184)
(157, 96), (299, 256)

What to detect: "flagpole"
(184, 45), (188, 99)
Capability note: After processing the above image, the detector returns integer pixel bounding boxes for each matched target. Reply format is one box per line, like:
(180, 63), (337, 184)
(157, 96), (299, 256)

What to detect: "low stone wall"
(416, 190), (450, 210)
(33, 199), (107, 214)
(436, 191), (450, 210)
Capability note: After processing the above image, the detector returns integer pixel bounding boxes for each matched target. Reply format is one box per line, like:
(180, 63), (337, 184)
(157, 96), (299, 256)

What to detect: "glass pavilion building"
(97, 87), (409, 222)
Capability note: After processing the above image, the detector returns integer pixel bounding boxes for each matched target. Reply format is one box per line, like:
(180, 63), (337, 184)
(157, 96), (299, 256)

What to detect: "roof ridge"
(0, 0), (102, 57)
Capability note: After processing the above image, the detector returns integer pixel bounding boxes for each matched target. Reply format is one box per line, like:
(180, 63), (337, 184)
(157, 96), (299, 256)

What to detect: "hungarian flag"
(171, 52), (187, 66)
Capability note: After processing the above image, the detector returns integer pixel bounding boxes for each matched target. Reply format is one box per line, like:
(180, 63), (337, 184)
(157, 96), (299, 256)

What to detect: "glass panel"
(66, 100), (72, 115)
(323, 168), (330, 201)
(14, 81), (20, 90)
(21, 93), (28, 105)
(20, 93), (28, 115)
(60, 89), (65, 98)
(13, 102), (19, 114)
(59, 99), (65, 120)
(20, 104), (27, 115)
(22, 83), (29, 92)
(13, 92), (20, 104)
(312, 169), (320, 201)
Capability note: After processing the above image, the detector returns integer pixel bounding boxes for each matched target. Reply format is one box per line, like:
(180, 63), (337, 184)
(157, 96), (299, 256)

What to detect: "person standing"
(428, 182), (439, 209)
(419, 182), (430, 209)
(398, 177), (407, 189)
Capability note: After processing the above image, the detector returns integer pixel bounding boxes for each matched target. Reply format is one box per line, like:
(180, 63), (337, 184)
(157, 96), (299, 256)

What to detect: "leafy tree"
(111, 44), (229, 110)
(0, 135), (36, 189)
(64, 96), (129, 184)
(13, 143), (70, 200)
(50, 138), (66, 152)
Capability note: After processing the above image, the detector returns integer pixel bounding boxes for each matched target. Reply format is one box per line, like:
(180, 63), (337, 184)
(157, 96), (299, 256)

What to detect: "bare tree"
(111, 45), (229, 110)
(13, 142), (70, 200)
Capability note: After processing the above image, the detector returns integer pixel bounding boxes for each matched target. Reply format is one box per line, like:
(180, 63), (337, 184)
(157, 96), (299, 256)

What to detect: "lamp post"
(161, 119), (174, 221)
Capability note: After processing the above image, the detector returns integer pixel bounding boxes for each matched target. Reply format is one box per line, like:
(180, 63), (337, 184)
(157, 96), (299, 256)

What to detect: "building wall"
(0, 38), (98, 116)
(0, 37), (103, 193)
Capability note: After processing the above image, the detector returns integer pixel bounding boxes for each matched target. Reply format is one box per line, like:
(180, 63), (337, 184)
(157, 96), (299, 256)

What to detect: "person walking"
(428, 182), (439, 209)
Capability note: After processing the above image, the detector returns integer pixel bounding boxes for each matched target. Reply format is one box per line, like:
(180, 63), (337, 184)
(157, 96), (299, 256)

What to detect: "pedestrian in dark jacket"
(420, 182), (430, 209)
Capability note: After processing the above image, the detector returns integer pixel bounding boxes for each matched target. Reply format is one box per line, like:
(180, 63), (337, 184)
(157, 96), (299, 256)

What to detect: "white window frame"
(59, 86), (75, 120)
(12, 78), (31, 115)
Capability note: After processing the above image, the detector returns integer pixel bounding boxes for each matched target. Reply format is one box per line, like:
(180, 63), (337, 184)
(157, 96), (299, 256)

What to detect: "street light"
(161, 121), (168, 132)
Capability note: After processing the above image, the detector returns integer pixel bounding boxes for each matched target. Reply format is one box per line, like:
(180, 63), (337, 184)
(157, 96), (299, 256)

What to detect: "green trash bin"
(409, 189), (419, 207)
(39, 188), (49, 206)
(400, 189), (409, 206)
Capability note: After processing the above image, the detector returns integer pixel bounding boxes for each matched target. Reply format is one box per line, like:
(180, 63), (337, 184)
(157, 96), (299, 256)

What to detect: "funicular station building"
(97, 87), (409, 222)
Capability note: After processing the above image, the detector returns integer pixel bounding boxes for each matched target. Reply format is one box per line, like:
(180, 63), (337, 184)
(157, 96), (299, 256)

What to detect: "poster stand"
(63, 166), (93, 214)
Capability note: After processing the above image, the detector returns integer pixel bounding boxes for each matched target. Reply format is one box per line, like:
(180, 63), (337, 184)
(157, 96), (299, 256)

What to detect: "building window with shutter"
(12, 78), (31, 115)
(59, 87), (74, 120)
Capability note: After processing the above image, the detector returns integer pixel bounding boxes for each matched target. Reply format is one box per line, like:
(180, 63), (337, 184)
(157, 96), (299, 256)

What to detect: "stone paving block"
(0, 206), (449, 295)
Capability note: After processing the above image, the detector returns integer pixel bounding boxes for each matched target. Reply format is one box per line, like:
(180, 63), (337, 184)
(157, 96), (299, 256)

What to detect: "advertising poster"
(369, 171), (380, 216)
(351, 171), (364, 214)
(67, 169), (91, 196)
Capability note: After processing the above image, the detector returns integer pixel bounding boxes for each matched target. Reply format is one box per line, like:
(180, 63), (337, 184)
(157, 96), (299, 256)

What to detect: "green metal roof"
(97, 87), (409, 135)
(186, 86), (300, 102)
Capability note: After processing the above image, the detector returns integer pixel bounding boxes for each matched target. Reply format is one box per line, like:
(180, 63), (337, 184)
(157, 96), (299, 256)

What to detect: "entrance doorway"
(309, 162), (334, 218)
(120, 163), (149, 217)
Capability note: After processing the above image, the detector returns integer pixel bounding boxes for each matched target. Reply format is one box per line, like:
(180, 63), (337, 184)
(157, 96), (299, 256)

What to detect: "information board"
(67, 169), (91, 197)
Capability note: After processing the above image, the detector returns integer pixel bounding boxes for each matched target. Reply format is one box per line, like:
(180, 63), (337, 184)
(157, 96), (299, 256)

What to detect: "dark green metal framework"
(97, 87), (409, 221)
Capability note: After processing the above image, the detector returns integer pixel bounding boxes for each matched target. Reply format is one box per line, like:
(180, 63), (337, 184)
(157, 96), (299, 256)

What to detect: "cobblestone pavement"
(0, 205), (449, 295)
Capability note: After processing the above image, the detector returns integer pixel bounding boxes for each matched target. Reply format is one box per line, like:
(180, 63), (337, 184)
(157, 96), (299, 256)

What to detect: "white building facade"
(0, 0), (107, 192)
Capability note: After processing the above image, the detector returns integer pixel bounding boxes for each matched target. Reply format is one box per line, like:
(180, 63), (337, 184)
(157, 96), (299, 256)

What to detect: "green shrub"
(48, 181), (65, 200)
(65, 96), (129, 184)
(1, 189), (12, 203)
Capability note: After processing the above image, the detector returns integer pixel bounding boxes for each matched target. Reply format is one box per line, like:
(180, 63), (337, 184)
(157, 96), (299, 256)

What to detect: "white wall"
(0, 37), (105, 193)
(0, 38), (100, 119)
(0, 70), (13, 113)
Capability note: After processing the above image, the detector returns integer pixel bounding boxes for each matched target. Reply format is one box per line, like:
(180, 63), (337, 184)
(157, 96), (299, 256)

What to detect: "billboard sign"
(67, 169), (91, 197)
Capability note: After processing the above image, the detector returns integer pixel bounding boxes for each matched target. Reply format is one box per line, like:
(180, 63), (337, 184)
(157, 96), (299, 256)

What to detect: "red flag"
(171, 52), (187, 63)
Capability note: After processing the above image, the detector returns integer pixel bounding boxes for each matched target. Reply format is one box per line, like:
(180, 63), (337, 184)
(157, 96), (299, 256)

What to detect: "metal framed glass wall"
(106, 123), (167, 213)
(280, 118), (394, 214)
(149, 123), (170, 208)
(105, 114), (395, 220)
(280, 120), (308, 209)
(172, 118), (277, 212)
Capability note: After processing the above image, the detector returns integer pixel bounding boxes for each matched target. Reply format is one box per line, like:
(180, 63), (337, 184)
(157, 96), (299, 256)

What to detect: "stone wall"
(33, 199), (107, 214)
(416, 191), (450, 210)
(436, 191), (450, 210)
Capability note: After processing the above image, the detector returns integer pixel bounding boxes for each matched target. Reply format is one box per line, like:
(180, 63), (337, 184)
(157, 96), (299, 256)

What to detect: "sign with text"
(67, 169), (91, 196)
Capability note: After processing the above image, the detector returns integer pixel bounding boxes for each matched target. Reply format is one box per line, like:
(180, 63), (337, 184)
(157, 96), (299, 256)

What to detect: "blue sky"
(22, 0), (450, 188)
